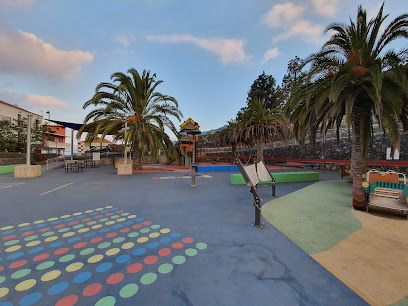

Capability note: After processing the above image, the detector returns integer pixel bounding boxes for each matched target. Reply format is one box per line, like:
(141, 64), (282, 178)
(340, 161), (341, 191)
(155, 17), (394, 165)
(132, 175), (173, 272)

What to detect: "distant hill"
(201, 125), (227, 135)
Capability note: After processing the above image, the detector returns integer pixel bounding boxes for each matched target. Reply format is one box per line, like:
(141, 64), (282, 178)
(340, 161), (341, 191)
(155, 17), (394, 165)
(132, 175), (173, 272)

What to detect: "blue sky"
(0, 0), (407, 137)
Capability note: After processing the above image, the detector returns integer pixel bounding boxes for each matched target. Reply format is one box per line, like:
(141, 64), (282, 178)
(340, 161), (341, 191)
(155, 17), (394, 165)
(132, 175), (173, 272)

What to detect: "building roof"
(0, 99), (41, 117)
(79, 137), (113, 144)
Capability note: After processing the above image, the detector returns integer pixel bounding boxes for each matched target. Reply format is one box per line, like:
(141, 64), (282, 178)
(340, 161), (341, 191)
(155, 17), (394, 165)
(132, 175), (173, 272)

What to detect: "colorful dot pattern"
(0, 206), (207, 305)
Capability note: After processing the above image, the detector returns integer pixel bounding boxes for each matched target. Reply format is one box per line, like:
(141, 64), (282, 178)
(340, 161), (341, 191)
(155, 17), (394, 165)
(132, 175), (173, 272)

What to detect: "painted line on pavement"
(0, 182), (26, 190)
(40, 182), (74, 195)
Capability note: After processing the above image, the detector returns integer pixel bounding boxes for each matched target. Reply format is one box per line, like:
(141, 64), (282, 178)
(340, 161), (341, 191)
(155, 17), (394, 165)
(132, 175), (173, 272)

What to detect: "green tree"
(78, 68), (183, 170)
(215, 120), (240, 164)
(286, 5), (408, 179)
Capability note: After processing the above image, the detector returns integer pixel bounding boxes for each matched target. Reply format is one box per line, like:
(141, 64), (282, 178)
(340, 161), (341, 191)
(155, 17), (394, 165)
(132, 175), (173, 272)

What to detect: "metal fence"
(44, 152), (124, 171)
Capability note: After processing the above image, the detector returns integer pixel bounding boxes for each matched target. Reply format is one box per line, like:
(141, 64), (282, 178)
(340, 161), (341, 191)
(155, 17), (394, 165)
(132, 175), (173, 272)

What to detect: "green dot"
(4, 239), (19, 246)
(59, 254), (75, 263)
(87, 221), (97, 225)
(73, 224), (84, 229)
(185, 248), (198, 256)
(128, 232), (139, 238)
(119, 283), (139, 298)
(140, 272), (157, 285)
(99, 218), (108, 222)
(172, 255), (186, 265)
(112, 237), (125, 244)
(95, 296), (116, 306)
(0, 276), (5, 284)
(80, 248), (95, 255)
(97, 242), (111, 249)
(121, 213), (129, 216)
(158, 263), (173, 274)
(42, 231), (54, 237)
(58, 228), (70, 232)
(36, 260), (55, 270)
(151, 225), (160, 229)
(140, 228), (150, 233)
(11, 268), (31, 279)
(24, 235), (38, 241)
(196, 242), (207, 250)
(111, 215), (119, 219)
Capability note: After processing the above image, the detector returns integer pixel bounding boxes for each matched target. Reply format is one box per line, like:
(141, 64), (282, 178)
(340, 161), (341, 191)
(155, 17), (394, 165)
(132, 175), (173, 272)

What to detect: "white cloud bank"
(313, 0), (340, 17)
(117, 33), (136, 47)
(0, 91), (70, 109)
(0, 29), (93, 81)
(146, 34), (250, 64)
(262, 48), (279, 64)
(0, 0), (33, 7)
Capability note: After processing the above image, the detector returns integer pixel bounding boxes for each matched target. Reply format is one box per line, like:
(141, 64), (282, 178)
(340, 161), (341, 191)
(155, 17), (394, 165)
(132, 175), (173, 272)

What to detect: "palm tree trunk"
(256, 140), (264, 162)
(132, 142), (142, 170)
(231, 144), (237, 164)
(350, 106), (368, 180)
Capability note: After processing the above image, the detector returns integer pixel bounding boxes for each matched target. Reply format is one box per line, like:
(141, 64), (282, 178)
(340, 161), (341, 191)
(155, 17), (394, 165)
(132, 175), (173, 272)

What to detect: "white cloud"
(0, 91), (70, 110)
(117, 34), (136, 48)
(313, 0), (340, 17)
(262, 48), (279, 64)
(146, 34), (250, 64)
(0, 29), (93, 81)
(274, 20), (323, 43)
(0, 0), (33, 7)
(263, 3), (305, 28)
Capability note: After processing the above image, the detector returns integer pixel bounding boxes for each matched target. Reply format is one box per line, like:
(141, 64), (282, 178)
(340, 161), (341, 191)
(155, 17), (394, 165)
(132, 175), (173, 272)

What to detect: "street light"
(46, 111), (50, 125)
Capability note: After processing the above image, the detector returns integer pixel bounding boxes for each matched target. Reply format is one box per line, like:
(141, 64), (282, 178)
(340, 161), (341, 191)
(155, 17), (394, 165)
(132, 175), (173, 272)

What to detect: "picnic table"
(84, 160), (99, 168)
(276, 162), (315, 172)
(64, 160), (84, 173)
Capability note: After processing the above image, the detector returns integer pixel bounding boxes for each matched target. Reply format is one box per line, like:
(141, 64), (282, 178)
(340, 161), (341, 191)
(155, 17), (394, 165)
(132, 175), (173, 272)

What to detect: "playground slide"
(181, 151), (191, 166)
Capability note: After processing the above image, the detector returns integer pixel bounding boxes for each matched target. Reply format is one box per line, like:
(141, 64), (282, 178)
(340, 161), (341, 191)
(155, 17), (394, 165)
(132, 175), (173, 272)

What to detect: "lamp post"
(26, 115), (32, 166)
(46, 111), (50, 124)
(124, 118), (128, 165)
(186, 130), (201, 187)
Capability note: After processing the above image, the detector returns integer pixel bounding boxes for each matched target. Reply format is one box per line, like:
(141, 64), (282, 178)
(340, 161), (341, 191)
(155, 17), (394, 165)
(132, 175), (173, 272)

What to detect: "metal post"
(71, 129), (74, 161)
(124, 119), (127, 165)
(191, 134), (197, 187)
(26, 115), (32, 166)
(55, 139), (58, 156)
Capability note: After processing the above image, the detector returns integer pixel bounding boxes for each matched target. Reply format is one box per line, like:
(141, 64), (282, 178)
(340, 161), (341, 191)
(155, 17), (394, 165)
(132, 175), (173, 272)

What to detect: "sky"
(0, 0), (407, 141)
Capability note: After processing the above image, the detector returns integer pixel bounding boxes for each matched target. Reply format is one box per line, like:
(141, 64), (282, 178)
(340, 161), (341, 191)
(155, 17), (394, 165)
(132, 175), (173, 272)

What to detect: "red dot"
(3, 234), (16, 240)
(9, 260), (27, 269)
(91, 237), (103, 243)
(106, 273), (124, 285)
(105, 213), (114, 216)
(21, 231), (35, 236)
(82, 283), (102, 296)
(144, 255), (158, 265)
(0, 266), (4, 272)
(33, 253), (50, 261)
(158, 248), (172, 256)
(39, 227), (50, 232)
(132, 224), (141, 229)
(127, 263), (143, 273)
(82, 218), (91, 222)
(142, 221), (152, 225)
(105, 232), (117, 238)
(54, 248), (69, 255)
(115, 210), (124, 214)
(94, 215), (103, 219)
(182, 237), (194, 243)
(68, 221), (79, 225)
(120, 228), (130, 233)
(54, 224), (66, 229)
(74, 242), (87, 249)
(56, 294), (78, 306)
(172, 243), (184, 249)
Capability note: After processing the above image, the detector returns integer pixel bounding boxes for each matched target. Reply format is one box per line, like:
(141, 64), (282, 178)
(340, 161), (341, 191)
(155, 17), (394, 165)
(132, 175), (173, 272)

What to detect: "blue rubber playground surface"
(0, 166), (367, 305)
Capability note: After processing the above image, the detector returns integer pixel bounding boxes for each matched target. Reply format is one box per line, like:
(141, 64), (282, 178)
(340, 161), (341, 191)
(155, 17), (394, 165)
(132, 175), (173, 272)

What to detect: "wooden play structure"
(361, 169), (408, 218)
(179, 118), (199, 167)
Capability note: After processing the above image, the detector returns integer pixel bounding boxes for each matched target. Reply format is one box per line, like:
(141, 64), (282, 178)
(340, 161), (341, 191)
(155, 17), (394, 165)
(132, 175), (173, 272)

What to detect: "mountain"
(201, 125), (227, 135)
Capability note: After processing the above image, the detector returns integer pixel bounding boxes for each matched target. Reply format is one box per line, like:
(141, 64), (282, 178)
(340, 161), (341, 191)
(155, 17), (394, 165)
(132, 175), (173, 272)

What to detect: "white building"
(0, 99), (42, 124)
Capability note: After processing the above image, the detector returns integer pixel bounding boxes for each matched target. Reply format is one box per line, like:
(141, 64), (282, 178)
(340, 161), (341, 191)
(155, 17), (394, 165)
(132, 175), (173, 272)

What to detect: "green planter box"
(230, 172), (319, 185)
(0, 164), (26, 174)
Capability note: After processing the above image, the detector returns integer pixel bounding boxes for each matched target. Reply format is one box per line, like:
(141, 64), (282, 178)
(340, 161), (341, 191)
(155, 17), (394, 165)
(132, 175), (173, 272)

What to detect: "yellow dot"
(160, 228), (170, 234)
(105, 248), (120, 256)
(149, 232), (160, 238)
(41, 270), (61, 282)
(105, 206), (113, 209)
(116, 218), (126, 222)
(62, 232), (75, 237)
(88, 255), (103, 263)
(47, 217), (58, 221)
(45, 236), (58, 242)
(73, 212), (82, 216)
(85, 210), (94, 213)
(105, 221), (115, 225)
(362, 182), (370, 188)
(18, 223), (30, 227)
(6, 245), (21, 252)
(127, 215), (136, 219)
(121, 242), (134, 249)
(0, 287), (9, 298)
(1, 226), (13, 230)
(91, 224), (102, 229)
(78, 228), (89, 233)
(137, 237), (148, 243)
(15, 279), (36, 291)
(95, 208), (103, 211)
(26, 241), (41, 247)
(60, 215), (71, 219)
(66, 262), (84, 272)
(33, 220), (44, 224)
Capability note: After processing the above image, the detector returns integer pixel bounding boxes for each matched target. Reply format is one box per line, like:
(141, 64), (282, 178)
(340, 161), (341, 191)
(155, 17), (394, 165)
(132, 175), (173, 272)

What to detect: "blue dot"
(147, 242), (160, 249)
(160, 237), (171, 243)
(136, 218), (144, 222)
(28, 247), (44, 254)
(112, 224), (123, 229)
(47, 282), (69, 295)
(0, 258), (2, 262)
(36, 224), (47, 228)
(124, 221), (133, 225)
(19, 226), (32, 231)
(2, 230), (15, 235)
(77, 215), (86, 219)
(171, 233), (181, 238)
(0, 302), (13, 306)
(19, 292), (42, 306)
(84, 232), (96, 238)
(65, 218), (74, 221)
(49, 241), (64, 248)
(96, 262), (112, 273)
(73, 272), (92, 284)
(68, 237), (81, 243)
(110, 208), (116, 211)
(99, 228), (109, 233)
(89, 212), (98, 216)
(133, 248), (146, 256)
(100, 210), (108, 213)
(50, 221), (61, 225)
(7, 252), (24, 260)
(116, 255), (130, 264)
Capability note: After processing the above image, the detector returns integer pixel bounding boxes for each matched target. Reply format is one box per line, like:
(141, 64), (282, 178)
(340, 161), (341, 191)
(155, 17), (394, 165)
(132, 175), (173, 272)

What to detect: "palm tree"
(287, 5), (408, 179)
(78, 68), (183, 170)
(215, 120), (240, 164)
(237, 98), (292, 162)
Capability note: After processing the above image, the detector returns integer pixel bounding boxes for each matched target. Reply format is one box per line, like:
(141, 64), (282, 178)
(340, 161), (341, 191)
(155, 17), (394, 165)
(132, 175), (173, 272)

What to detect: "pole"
(191, 134), (197, 187)
(71, 129), (74, 160)
(26, 115), (32, 166)
(124, 119), (127, 165)
(55, 139), (58, 156)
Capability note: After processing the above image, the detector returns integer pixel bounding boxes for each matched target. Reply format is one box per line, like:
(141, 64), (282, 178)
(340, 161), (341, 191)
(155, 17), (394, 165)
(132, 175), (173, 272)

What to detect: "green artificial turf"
(391, 297), (408, 306)
(262, 180), (362, 254)
(230, 172), (319, 185)
(0, 164), (25, 174)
